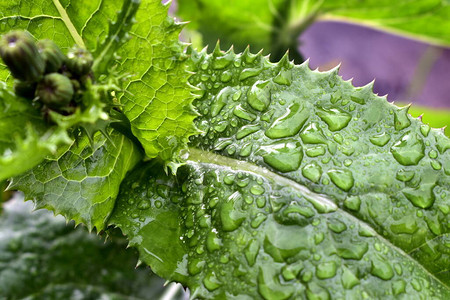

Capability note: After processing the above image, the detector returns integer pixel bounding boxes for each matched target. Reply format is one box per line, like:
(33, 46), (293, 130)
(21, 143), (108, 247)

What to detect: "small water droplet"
(394, 106), (411, 130)
(233, 104), (257, 121)
(396, 169), (415, 182)
(305, 145), (326, 157)
(344, 196), (361, 211)
(302, 163), (322, 183)
(258, 266), (295, 299)
(250, 184), (265, 195)
(370, 257), (394, 280)
(328, 220), (347, 233)
(369, 132), (391, 147)
(247, 80), (271, 111)
(245, 240), (260, 266)
(239, 142), (253, 157)
(211, 87), (234, 117)
(137, 200), (150, 210)
(203, 271), (221, 291)
(206, 231), (222, 252)
(220, 192), (245, 231)
(342, 267), (360, 289)
(392, 280), (406, 295)
(316, 261), (337, 279)
(260, 140), (303, 173)
(274, 69), (292, 86)
(403, 182), (436, 209)
(327, 169), (354, 191)
(213, 138), (233, 150)
(220, 71), (232, 82)
(214, 120), (228, 132)
(251, 213), (267, 228)
(390, 217), (418, 234)
(281, 262), (304, 280)
(236, 124), (260, 140)
(300, 122), (327, 144)
(265, 103), (309, 139)
(317, 107), (352, 131)
(391, 133), (425, 166)
(240, 67), (262, 80)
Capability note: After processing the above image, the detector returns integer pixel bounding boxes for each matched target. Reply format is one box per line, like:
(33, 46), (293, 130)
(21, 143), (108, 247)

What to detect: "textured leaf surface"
(109, 48), (450, 298)
(0, 196), (169, 300)
(116, 0), (198, 162)
(10, 130), (142, 230)
(0, 83), (70, 181)
(177, 0), (450, 56)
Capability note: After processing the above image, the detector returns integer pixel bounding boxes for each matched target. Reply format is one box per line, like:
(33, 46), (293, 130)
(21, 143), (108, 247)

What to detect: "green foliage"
(1, 0), (449, 299)
(0, 197), (169, 299)
(108, 47), (450, 298)
(178, 0), (450, 61)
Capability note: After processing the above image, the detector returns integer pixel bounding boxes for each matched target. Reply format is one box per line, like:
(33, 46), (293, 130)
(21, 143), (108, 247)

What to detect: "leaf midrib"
(187, 147), (450, 290)
(51, 0), (85, 48)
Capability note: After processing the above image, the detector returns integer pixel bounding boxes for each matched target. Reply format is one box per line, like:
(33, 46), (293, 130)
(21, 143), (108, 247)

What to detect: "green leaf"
(116, 0), (199, 163)
(0, 83), (71, 181)
(0, 0), (125, 82)
(0, 196), (171, 300)
(10, 130), (142, 231)
(109, 47), (450, 298)
(405, 104), (450, 137)
(177, 0), (450, 59)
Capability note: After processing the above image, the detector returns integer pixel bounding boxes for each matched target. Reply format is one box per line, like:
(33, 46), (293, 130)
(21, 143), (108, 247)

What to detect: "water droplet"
(264, 222), (309, 262)
(213, 54), (233, 69)
(240, 67), (262, 80)
(213, 138), (233, 150)
(403, 182), (435, 209)
(316, 261), (337, 279)
(316, 107), (352, 131)
(370, 257), (394, 280)
(336, 242), (368, 260)
(305, 145), (326, 157)
(428, 149), (438, 158)
(251, 213), (267, 228)
(431, 160), (442, 170)
(420, 124), (430, 137)
(239, 142), (253, 157)
(247, 80), (271, 112)
(369, 132), (391, 147)
(236, 176), (250, 187)
(341, 267), (360, 289)
(392, 280), (406, 295)
(220, 192), (245, 231)
(224, 173), (235, 185)
(314, 232), (325, 244)
(327, 169), (354, 191)
(258, 266), (295, 300)
(391, 133), (425, 166)
(396, 169), (414, 182)
(214, 120), (228, 132)
(236, 124), (260, 140)
(394, 106), (411, 130)
(260, 140), (303, 173)
(302, 163), (322, 183)
(211, 86), (234, 117)
(306, 282), (330, 300)
(390, 217), (418, 234)
(203, 271), (221, 291)
(250, 184), (265, 195)
(283, 204), (315, 218)
(411, 278), (422, 291)
(328, 220), (347, 233)
(344, 196), (361, 211)
(206, 231), (222, 252)
(137, 200), (150, 210)
(300, 122), (327, 144)
(220, 71), (232, 82)
(274, 69), (292, 86)
(281, 262), (304, 281)
(245, 240), (260, 266)
(188, 258), (205, 275)
(233, 104), (257, 121)
(265, 103), (309, 139)
(154, 200), (162, 208)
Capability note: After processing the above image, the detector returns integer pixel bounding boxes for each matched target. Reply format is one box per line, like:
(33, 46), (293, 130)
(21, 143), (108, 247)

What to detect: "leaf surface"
(10, 130), (142, 230)
(116, 0), (199, 163)
(0, 196), (170, 300)
(109, 47), (450, 298)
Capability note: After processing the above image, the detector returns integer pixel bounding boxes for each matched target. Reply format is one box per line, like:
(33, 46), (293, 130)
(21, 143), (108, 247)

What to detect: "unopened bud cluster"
(0, 30), (94, 113)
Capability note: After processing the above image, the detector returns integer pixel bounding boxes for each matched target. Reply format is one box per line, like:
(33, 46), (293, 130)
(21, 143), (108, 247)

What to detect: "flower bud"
(36, 73), (74, 109)
(14, 81), (37, 99)
(37, 39), (65, 73)
(65, 45), (93, 76)
(0, 30), (45, 81)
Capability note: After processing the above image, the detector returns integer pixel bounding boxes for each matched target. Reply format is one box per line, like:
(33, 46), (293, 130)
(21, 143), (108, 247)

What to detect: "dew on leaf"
(327, 169), (354, 191)
(251, 213), (267, 228)
(316, 107), (352, 131)
(273, 69), (292, 86)
(233, 104), (257, 121)
(328, 220), (347, 233)
(316, 261), (337, 279)
(305, 145), (326, 157)
(390, 133), (425, 166)
(203, 271), (222, 291)
(336, 242), (369, 260)
(245, 240), (260, 266)
(341, 267), (360, 289)
(302, 163), (322, 183)
(370, 257), (394, 280)
(392, 279), (406, 295)
(265, 103), (309, 139)
(260, 140), (303, 173)
(396, 169), (415, 182)
(390, 217), (418, 234)
(258, 266), (295, 300)
(264, 222), (309, 262)
(403, 182), (436, 209)
(281, 262), (304, 280)
(239, 142), (253, 157)
(247, 80), (272, 111)
(240, 67), (262, 80)
(220, 192), (245, 231)
(236, 124), (260, 139)
(206, 231), (222, 252)
(300, 122), (328, 144)
(369, 132), (391, 147)
(394, 106), (411, 130)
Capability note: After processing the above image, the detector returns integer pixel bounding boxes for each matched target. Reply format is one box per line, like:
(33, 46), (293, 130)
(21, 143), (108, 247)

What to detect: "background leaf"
(0, 195), (179, 300)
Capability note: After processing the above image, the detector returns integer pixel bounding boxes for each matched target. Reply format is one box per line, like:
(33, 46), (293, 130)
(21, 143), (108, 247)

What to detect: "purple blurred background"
(300, 21), (450, 108)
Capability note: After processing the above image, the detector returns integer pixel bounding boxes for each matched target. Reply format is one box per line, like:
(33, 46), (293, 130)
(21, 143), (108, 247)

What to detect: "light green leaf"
(177, 0), (450, 60)
(109, 47), (450, 298)
(116, 0), (199, 163)
(0, 83), (71, 181)
(0, 196), (172, 300)
(10, 130), (142, 231)
(406, 104), (450, 137)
